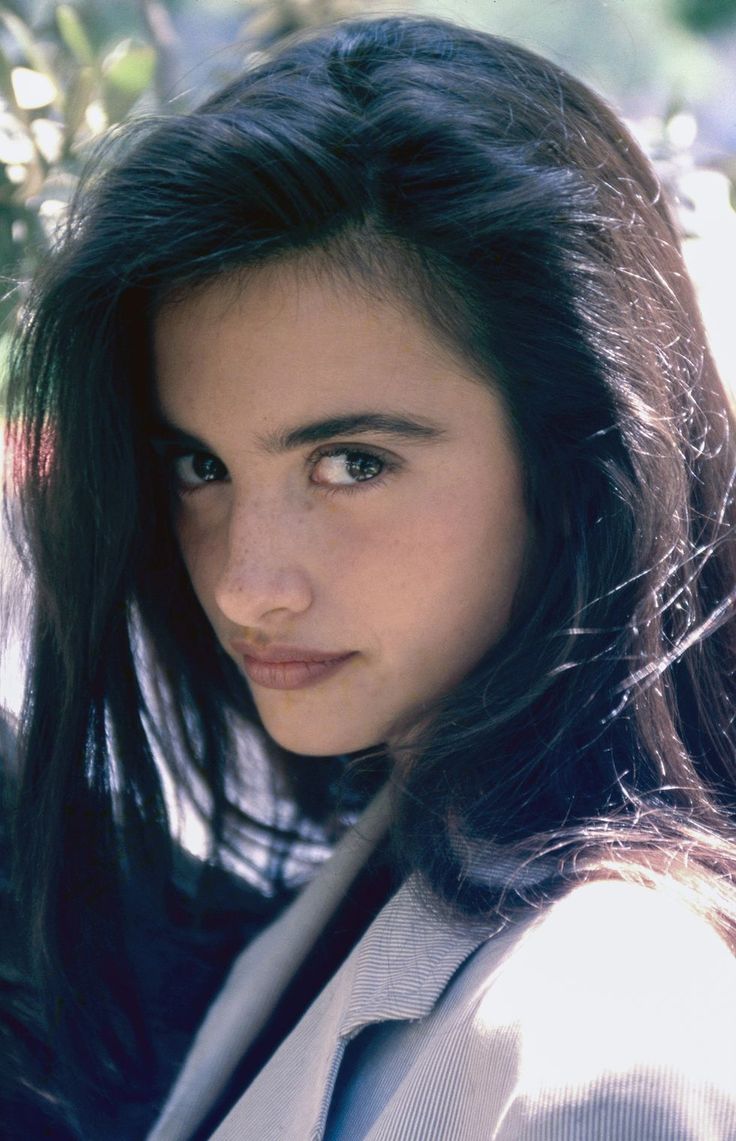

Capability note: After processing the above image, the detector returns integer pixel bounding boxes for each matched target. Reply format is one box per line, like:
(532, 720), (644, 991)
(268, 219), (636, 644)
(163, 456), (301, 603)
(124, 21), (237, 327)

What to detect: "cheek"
(174, 509), (223, 618)
(355, 482), (528, 666)
(418, 521), (521, 645)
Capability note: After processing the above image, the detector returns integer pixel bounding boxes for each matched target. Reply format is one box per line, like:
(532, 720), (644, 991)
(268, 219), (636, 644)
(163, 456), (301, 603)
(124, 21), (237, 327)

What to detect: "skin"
(153, 263), (529, 756)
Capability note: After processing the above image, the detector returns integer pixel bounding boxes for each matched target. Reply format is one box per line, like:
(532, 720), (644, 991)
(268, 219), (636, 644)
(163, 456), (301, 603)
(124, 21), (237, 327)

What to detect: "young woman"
(3, 14), (736, 1140)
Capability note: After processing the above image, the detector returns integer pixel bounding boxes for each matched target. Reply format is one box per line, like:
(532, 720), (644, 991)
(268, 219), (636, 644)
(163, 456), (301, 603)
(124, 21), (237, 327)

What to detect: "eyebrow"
(151, 411), (447, 454)
(258, 412), (447, 453)
(149, 423), (211, 453)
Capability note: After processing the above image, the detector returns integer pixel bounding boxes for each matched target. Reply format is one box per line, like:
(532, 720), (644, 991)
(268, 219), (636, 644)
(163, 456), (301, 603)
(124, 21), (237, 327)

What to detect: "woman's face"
(154, 264), (529, 756)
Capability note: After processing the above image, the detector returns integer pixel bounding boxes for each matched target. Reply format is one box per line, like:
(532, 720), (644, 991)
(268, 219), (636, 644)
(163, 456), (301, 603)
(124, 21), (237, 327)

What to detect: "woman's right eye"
(172, 450), (229, 492)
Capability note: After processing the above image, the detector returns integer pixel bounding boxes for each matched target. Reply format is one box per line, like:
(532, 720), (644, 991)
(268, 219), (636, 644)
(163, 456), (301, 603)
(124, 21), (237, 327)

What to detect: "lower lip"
(239, 653), (356, 691)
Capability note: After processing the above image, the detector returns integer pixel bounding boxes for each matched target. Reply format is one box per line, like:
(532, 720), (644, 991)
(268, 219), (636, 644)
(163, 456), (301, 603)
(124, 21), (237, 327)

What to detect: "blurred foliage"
(676, 0), (736, 33)
(0, 0), (387, 346)
(0, 0), (160, 346)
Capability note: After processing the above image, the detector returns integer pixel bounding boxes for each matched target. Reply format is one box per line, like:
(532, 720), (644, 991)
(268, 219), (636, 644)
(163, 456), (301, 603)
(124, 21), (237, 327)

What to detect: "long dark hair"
(5, 11), (736, 1122)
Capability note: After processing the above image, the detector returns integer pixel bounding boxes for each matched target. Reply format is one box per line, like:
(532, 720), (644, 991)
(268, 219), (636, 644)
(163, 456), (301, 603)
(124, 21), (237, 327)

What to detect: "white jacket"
(151, 789), (736, 1140)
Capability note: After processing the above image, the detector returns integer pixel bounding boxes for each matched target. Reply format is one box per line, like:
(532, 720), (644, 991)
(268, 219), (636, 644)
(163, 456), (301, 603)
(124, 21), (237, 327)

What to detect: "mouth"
(230, 642), (357, 692)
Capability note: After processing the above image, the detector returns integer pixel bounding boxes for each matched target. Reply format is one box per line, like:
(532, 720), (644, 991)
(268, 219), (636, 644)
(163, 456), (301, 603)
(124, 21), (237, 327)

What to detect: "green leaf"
(101, 39), (156, 122)
(56, 4), (96, 69)
(102, 39), (155, 96)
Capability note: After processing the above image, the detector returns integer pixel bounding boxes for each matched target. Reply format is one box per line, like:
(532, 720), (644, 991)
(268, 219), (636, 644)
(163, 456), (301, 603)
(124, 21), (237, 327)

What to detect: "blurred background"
(0, 0), (734, 390)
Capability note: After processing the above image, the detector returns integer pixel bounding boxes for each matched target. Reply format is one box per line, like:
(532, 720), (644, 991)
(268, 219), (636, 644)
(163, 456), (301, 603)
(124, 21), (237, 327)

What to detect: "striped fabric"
(209, 876), (736, 1140)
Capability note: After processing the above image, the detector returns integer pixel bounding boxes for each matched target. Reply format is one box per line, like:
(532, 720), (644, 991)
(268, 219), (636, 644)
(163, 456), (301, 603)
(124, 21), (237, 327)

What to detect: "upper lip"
(230, 641), (354, 664)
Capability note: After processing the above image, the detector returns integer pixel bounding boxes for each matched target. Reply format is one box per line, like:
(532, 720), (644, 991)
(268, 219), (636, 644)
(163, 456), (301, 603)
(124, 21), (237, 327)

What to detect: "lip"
(230, 641), (357, 691)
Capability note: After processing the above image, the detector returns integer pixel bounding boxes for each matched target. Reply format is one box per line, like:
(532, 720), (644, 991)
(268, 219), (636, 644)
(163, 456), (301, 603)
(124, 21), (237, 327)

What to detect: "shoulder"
(472, 878), (736, 1044)
(446, 878), (736, 1138)
(483, 874), (736, 989)
(490, 876), (736, 1001)
(328, 878), (736, 1139)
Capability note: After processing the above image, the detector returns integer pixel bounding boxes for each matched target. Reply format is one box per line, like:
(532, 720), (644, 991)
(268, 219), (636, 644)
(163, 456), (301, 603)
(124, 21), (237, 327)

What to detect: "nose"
(213, 496), (314, 628)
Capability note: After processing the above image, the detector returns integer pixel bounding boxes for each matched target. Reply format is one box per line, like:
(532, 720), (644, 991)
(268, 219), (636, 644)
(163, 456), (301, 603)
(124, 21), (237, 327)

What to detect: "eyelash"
(159, 443), (400, 497)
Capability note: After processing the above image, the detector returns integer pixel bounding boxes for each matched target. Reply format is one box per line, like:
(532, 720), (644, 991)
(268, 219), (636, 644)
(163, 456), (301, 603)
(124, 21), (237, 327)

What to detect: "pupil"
(346, 452), (382, 481)
(193, 453), (222, 481)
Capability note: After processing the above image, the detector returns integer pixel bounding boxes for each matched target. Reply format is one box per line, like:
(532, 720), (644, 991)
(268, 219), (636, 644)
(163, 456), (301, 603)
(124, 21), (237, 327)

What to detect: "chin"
(263, 719), (385, 759)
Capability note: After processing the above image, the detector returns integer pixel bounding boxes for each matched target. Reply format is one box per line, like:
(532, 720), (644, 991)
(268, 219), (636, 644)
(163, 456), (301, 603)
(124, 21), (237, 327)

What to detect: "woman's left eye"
(310, 447), (391, 488)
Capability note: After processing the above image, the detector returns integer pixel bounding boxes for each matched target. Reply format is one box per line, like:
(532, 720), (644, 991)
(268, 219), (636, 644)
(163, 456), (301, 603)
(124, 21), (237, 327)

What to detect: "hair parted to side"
(5, 12), (736, 1109)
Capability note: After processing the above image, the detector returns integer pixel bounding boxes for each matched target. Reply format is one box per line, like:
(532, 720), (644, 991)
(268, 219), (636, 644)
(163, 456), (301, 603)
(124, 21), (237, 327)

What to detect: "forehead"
(152, 262), (507, 444)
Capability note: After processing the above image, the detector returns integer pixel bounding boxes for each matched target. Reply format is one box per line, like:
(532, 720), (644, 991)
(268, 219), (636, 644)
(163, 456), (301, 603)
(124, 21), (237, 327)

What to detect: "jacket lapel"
(148, 784), (393, 1141)
(210, 878), (491, 1140)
